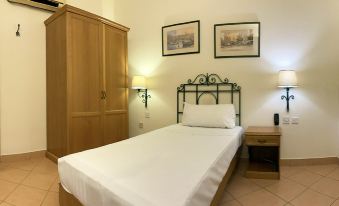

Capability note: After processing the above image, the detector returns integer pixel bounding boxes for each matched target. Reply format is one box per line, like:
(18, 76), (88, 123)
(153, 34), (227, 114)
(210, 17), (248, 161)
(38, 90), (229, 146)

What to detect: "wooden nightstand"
(245, 126), (281, 179)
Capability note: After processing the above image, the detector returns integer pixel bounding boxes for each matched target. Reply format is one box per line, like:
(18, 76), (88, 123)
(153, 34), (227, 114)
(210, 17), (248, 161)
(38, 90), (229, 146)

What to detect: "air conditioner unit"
(7, 0), (65, 12)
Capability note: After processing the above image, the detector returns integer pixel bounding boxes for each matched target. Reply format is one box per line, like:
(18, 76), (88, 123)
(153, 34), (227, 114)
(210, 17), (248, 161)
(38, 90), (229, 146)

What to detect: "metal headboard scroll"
(177, 73), (241, 125)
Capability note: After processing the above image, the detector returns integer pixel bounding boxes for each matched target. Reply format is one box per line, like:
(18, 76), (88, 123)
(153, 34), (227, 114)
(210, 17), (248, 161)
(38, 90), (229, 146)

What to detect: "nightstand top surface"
(245, 126), (281, 136)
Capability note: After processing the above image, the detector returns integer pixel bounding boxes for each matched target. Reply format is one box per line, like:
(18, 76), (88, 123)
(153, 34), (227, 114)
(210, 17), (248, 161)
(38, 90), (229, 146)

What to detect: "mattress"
(58, 124), (243, 206)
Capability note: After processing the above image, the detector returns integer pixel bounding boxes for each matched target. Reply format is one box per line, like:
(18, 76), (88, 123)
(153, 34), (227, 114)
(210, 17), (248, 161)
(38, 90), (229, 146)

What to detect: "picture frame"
(214, 22), (260, 58)
(162, 20), (200, 56)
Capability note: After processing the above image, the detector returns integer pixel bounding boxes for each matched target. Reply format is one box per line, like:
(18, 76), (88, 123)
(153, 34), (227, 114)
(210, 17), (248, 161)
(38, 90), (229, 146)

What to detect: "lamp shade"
(132, 75), (146, 89)
(278, 70), (298, 88)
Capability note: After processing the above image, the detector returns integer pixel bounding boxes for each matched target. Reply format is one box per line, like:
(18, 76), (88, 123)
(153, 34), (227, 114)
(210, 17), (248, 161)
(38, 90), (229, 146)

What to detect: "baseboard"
(280, 157), (339, 166)
(0, 150), (46, 163)
(45, 151), (58, 163)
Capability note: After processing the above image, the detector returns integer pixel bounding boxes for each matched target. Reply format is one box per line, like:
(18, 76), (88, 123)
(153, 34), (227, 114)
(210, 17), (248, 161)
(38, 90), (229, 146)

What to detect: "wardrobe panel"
(103, 25), (128, 144)
(103, 112), (128, 144)
(104, 25), (128, 111)
(70, 117), (103, 153)
(69, 14), (103, 114)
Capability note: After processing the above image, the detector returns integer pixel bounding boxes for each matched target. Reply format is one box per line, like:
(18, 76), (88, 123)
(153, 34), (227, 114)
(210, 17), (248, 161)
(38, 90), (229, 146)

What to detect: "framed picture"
(162, 20), (200, 56)
(214, 22), (260, 58)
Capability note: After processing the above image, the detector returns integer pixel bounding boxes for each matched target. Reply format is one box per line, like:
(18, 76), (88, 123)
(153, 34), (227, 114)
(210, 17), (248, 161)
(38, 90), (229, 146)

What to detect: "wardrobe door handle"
(101, 91), (106, 99)
(257, 139), (267, 144)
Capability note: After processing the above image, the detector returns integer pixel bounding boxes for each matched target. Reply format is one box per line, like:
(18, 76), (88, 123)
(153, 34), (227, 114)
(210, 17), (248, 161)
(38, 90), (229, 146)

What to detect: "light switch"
(291, 116), (299, 124)
(282, 116), (290, 124)
(139, 121), (144, 129)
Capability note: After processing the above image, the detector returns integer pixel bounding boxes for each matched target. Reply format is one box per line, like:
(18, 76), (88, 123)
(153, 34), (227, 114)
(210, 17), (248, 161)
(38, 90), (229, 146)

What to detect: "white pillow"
(182, 103), (236, 128)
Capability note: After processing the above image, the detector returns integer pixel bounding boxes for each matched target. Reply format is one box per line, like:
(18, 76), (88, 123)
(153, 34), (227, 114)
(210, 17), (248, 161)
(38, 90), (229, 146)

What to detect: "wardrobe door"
(103, 24), (128, 144)
(68, 13), (104, 153)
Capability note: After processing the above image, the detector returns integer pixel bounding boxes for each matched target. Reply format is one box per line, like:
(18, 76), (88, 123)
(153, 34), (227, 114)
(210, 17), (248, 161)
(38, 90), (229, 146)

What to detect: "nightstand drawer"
(245, 135), (280, 146)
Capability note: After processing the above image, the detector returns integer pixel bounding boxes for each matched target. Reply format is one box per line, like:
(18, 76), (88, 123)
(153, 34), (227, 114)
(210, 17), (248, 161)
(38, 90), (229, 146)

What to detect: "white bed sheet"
(58, 124), (243, 206)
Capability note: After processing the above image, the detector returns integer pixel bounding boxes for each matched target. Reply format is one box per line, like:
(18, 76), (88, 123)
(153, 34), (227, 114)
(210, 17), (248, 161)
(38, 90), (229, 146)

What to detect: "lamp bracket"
(137, 89), (151, 108)
(281, 87), (295, 112)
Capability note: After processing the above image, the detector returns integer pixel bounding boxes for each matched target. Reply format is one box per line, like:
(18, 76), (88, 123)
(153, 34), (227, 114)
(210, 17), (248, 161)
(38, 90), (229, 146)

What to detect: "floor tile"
(226, 175), (261, 198)
(288, 170), (322, 187)
(219, 199), (241, 206)
(250, 178), (280, 187)
(0, 167), (29, 183)
(310, 177), (339, 198)
(0, 180), (18, 201)
(332, 200), (339, 206)
(237, 189), (285, 206)
(304, 164), (338, 176)
(265, 178), (306, 201)
(290, 189), (334, 206)
(0, 163), (10, 169)
(220, 191), (234, 203)
(32, 159), (58, 175)
(7, 160), (39, 171)
(49, 178), (60, 193)
(327, 167), (339, 181)
(280, 166), (305, 178)
(22, 172), (57, 190)
(5, 185), (47, 206)
(0, 202), (14, 206)
(41, 192), (59, 206)
(30, 156), (45, 162)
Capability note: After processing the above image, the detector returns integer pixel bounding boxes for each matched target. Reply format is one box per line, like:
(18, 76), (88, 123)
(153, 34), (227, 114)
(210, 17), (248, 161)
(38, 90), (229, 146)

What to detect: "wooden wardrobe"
(45, 5), (129, 162)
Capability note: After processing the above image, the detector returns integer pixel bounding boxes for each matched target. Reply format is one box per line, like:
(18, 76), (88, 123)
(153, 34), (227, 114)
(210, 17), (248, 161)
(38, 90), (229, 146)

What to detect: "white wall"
(113, 0), (339, 159)
(337, 87), (339, 158)
(102, 0), (115, 20)
(0, 1), (50, 155)
(66, 0), (115, 20)
(66, 0), (103, 17)
(0, 0), (115, 155)
(0, 4), (3, 156)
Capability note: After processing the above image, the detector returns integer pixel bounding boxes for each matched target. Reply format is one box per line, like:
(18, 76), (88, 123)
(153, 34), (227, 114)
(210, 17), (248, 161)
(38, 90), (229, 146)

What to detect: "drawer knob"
(257, 139), (267, 143)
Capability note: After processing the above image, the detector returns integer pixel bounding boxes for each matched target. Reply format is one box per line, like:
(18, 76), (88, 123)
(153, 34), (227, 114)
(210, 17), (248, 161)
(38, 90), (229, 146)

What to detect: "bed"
(58, 73), (243, 206)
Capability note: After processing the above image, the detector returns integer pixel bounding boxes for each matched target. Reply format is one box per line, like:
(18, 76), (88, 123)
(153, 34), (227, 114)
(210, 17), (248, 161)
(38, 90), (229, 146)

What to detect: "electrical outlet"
(145, 111), (150, 118)
(291, 116), (299, 124)
(282, 116), (290, 124)
(139, 121), (144, 129)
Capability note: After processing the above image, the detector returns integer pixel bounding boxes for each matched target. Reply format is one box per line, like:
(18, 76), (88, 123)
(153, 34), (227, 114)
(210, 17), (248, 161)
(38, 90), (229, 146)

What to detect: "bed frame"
(59, 73), (242, 206)
(177, 73), (241, 125)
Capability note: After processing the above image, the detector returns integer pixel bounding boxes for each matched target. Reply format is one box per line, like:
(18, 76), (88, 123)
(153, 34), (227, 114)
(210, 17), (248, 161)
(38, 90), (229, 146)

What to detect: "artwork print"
(214, 22), (260, 58)
(162, 20), (200, 56)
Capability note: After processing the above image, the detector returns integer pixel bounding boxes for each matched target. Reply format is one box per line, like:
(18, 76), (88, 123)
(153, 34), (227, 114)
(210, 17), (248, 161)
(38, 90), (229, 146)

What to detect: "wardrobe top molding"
(44, 4), (130, 32)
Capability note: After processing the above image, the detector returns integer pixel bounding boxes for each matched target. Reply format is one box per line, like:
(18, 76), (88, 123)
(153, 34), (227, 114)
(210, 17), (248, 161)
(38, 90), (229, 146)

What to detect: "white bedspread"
(58, 124), (243, 206)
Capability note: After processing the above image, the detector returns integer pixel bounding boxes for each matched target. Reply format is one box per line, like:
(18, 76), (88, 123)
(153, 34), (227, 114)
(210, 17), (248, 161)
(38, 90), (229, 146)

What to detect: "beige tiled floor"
(0, 157), (338, 206)
(221, 161), (339, 206)
(0, 157), (59, 206)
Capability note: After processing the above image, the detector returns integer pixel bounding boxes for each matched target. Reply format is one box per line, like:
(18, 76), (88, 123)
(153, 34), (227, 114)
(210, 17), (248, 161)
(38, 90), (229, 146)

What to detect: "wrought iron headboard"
(177, 73), (241, 126)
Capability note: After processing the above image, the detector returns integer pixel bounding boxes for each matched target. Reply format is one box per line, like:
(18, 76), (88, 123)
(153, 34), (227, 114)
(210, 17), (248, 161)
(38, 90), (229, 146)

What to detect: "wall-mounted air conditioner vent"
(8, 0), (65, 12)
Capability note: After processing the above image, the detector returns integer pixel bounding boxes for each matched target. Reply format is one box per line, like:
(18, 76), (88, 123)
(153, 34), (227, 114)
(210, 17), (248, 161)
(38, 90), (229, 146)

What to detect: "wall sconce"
(132, 75), (151, 108)
(278, 70), (298, 112)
